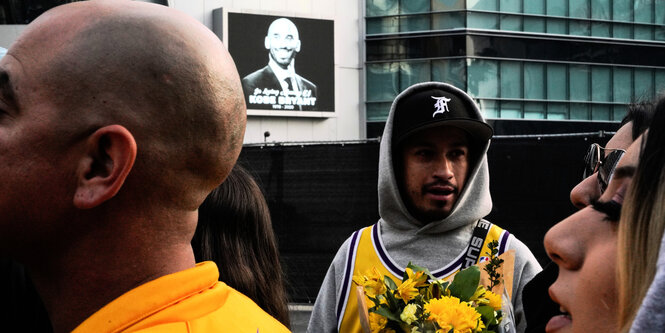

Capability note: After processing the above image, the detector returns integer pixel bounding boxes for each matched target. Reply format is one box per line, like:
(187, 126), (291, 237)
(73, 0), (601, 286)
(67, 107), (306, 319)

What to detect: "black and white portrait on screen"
(227, 13), (334, 113)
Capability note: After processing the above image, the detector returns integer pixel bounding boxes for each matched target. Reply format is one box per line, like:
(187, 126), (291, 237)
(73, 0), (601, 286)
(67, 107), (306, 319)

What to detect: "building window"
(366, 0), (665, 42)
(365, 0), (665, 122)
(368, 57), (665, 121)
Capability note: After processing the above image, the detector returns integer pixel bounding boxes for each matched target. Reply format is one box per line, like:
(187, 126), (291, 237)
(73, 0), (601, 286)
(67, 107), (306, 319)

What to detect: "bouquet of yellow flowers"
(354, 241), (515, 333)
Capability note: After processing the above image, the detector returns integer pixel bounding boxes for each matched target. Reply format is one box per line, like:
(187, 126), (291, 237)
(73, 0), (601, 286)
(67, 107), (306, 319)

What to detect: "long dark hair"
(192, 164), (290, 328)
(617, 97), (665, 331)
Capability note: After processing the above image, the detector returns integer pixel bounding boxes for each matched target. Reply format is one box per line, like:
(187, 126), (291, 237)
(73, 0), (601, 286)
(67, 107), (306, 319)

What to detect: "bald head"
(267, 18), (300, 40)
(0, 4), (247, 329)
(264, 18), (301, 69)
(10, 0), (246, 209)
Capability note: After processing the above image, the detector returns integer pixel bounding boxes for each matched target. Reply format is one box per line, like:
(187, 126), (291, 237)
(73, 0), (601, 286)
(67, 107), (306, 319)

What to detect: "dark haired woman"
(192, 164), (291, 328)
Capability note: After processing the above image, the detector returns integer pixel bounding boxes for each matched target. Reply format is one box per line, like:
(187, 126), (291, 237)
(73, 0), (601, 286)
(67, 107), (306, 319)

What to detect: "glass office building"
(365, 0), (665, 131)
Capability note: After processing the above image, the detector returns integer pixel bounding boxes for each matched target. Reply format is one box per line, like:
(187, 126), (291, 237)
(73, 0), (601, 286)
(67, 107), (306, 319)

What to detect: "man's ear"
(73, 125), (137, 209)
(264, 36), (270, 50)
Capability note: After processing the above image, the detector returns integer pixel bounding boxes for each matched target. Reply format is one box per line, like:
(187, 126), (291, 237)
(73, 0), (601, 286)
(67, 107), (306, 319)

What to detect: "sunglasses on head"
(583, 143), (626, 194)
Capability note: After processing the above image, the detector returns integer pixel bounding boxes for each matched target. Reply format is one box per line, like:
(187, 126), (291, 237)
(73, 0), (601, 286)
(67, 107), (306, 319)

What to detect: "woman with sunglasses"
(523, 102), (653, 333)
(543, 121), (648, 332)
(617, 98), (665, 332)
(570, 102), (654, 209)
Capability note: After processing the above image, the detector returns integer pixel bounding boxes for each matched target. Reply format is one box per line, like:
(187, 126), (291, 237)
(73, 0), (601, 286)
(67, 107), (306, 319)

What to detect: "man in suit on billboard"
(242, 17), (318, 111)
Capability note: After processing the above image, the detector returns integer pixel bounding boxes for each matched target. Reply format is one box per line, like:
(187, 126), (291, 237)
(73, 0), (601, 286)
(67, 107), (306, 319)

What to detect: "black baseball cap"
(392, 82), (493, 145)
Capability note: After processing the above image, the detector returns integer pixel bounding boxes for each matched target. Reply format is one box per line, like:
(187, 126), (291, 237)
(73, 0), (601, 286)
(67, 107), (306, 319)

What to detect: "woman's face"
(543, 135), (643, 333)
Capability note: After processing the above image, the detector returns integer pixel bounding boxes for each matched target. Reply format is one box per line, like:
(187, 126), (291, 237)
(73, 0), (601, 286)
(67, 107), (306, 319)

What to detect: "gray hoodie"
(307, 82), (541, 333)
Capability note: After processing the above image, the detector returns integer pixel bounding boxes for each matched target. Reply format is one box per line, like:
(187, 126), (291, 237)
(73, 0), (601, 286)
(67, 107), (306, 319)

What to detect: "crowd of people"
(1, 1), (665, 333)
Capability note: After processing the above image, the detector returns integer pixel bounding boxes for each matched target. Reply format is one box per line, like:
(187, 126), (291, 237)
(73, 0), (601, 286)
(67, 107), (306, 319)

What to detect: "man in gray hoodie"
(307, 82), (541, 333)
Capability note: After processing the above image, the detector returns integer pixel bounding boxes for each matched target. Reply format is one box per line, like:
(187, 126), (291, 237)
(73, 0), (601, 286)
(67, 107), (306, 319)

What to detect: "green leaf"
(476, 305), (498, 326)
(383, 287), (402, 311)
(421, 321), (445, 333)
(449, 266), (480, 300)
(374, 305), (401, 322)
(406, 262), (430, 274)
(384, 275), (398, 290)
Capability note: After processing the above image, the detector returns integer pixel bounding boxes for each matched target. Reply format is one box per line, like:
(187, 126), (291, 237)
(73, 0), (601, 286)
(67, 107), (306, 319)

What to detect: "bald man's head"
(0, 5), (247, 328)
(264, 18), (301, 69)
(3, 0), (246, 212)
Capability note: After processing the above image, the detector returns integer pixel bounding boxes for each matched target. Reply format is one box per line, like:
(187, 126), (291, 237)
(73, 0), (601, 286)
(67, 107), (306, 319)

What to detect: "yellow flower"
(397, 268), (428, 301)
(469, 286), (487, 302)
(406, 267), (428, 286)
(354, 267), (387, 298)
(366, 295), (377, 308)
(484, 290), (503, 311)
(400, 303), (419, 324)
(369, 312), (388, 333)
(397, 279), (419, 302)
(424, 296), (485, 333)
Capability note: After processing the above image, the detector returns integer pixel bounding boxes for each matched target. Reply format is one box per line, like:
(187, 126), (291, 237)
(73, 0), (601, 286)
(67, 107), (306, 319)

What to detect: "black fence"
(239, 121), (618, 303)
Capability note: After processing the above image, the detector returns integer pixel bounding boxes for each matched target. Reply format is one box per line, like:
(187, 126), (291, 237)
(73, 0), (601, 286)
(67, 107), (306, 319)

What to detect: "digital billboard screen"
(227, 12), (335, 114)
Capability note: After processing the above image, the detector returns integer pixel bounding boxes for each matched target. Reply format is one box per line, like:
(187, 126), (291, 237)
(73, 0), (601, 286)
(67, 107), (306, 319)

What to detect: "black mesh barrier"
(486, 135), (610, 270)
(239, 133), (611, 303)
(239, 143), (380, 303)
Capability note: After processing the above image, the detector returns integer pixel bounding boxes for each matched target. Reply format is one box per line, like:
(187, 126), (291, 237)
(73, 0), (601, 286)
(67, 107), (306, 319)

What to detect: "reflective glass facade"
(365, 0), (665, 123)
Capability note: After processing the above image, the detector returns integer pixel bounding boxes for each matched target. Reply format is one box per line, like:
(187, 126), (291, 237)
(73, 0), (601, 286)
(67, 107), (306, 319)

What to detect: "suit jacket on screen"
(242, 65), (318, 111)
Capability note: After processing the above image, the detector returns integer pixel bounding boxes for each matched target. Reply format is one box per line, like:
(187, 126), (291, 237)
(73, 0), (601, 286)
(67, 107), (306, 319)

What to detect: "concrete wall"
(170, 0), (364, 143)
(0, 0), (364, 144)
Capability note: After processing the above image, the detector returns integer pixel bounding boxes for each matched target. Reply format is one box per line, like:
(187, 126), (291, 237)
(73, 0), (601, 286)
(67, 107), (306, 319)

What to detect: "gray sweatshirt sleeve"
(629, 232), (665, 332)
(307, 236), (353, 333)
(508, 234), (543, 333)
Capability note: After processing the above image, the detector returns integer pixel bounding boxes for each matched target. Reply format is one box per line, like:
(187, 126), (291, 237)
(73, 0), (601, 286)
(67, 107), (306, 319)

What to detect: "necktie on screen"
(284, 77), (295, 91)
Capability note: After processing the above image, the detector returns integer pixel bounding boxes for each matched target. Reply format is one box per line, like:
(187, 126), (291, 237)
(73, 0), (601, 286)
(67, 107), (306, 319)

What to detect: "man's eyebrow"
(407, 141), (435, 148)
(0, 70), (17, 107)
(613, 165), (636, 180)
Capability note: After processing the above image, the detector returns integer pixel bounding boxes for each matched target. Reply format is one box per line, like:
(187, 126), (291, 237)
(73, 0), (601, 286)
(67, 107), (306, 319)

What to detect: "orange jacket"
(73, 261), (290, 332)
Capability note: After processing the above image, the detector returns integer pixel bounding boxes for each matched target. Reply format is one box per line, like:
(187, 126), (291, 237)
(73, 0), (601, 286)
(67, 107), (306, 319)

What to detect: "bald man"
(0, 1), (289, 332)
(241, 17), (318, 111)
